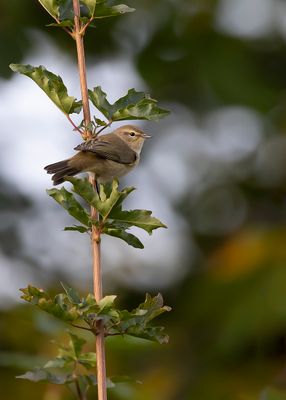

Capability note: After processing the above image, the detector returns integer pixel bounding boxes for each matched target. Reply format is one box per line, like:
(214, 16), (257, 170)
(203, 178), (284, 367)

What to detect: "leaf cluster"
(17, 331), (126, 392)
(20, 283), (171, 344)
(9, 2), (169, 133)
(10, 63), (169, 132)
(47, 178), (166, 248)
(39, 0), (135, 24)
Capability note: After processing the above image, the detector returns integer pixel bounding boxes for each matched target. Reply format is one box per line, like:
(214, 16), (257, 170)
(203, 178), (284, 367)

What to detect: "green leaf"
(38, 0), (60, 20)
(60, 282), (81, 304)
(94, 117), (108, 126)
(64, 177), (166, 247)
(113, 97), (170, 121)
(97, 293), (171, 344)
(136, 293), (172, 321)
(47, 20), (74, 28)
(9, 64), (82, 115)
(117, 294), (171, 343)
(88, 86), (113, 119)
(78, 352), (97, 369)
(20, 286), (80, 322)
(89, 87), (169, 121)
(47, 187), (90, 227)
(98, 295), (117, 312)
(66, 177), (134, 219)
(20, 286), (171, 345)
(44, 358), (68, 369)
(81, 0), (97, 16)
(64, 225), (90, 233)
(109, 209), (167, 234)
(69, 332), (86, 358)
(126, 325), (170, 344)
(93, 3), (135, 19)
(104, 227), (144, 249)
(20, 285), (49, 303)
(17, 369), (73, 384)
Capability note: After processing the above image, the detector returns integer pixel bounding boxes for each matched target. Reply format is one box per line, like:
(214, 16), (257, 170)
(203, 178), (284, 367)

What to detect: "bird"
(44, 125), (151, 185)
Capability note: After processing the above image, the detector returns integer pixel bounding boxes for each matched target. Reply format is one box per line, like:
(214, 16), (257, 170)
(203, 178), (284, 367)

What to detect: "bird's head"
(114, 125), (151, 154)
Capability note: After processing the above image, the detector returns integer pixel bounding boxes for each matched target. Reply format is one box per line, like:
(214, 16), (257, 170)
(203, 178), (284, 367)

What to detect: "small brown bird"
(44, 125), (151, 185)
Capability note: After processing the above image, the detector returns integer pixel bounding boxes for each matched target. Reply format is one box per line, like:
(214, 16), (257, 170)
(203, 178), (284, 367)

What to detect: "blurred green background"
(3, 0), (286, 399)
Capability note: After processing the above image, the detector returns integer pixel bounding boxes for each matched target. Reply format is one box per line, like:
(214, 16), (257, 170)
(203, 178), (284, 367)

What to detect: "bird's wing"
(74, 135), (137, 164)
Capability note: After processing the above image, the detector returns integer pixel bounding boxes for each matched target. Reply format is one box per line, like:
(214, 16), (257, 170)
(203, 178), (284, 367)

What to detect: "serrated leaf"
(136, 293), (172, 321)
(38, 0), (60, 20)
(64, 225), (90, 233)
(66, 177), (133, 219)
(127, 325), (170, 344)
(60, 282), (81, 304)
(20, 285), (49, 303)
(17, 368), (73, 384)
(109, 209), (167, 234)
(9, 64), (82, 115)
(113, 97), (170, 121)
(81, 0), (97, 16)
(89, 87), (169, 121)
(93, 3), (135, 18)
(66, 177), (102, 213)
(94, 117), (108, 126)
(20, 286), (80, 322)
(47, 187), (90, 227)
(88, 87), (113, 119)
(104, 227), (144, 248)
(98, 295), (117, 312)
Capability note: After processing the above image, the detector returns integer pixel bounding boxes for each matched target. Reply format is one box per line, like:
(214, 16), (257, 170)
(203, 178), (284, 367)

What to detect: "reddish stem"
(72, 2), (107, 400)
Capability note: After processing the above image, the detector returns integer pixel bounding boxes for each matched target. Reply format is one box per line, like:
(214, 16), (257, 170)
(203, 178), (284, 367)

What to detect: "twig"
(72, 0), (92, 138)
(66, 114), (85, 135)
(73, 367), (87, 400)
(80, 17), (95, 35)
(75, 377), (86, 400)
(97, 120), (112, 135)
(72, 2), (108, 400)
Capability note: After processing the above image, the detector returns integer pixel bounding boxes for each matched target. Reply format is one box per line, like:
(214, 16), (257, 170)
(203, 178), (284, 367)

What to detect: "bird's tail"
(44, 159), (80, 185)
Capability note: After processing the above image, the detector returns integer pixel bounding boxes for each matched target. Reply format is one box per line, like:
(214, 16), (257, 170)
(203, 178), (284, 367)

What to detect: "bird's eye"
(129, 132), (136, 137)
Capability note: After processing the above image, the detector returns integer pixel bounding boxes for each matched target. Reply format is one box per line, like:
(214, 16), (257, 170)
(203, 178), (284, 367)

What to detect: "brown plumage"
(44, 160), (80, 185)
(44, 125), (151, 185)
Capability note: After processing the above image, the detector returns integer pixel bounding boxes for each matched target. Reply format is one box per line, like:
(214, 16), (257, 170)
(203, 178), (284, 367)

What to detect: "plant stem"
(66, 114), (85, 135)
(72, 2), (107, 400)
(72, 0), (91, 137)
(75, 376), (87, 400)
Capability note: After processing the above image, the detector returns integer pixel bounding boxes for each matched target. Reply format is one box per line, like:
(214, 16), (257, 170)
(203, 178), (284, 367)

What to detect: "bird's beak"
(142, 133), (152, 139)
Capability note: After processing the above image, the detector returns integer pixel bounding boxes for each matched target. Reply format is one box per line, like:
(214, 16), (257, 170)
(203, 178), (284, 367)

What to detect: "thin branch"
(73, 366), (87, 400)
(72, 0), (92, 138)
(80, 17), (95, 35)
(72, 2), (107, 400)
(66, 114), (85, 135)
(40, 3), (73, 38)
(75, 378), (86, 400)
(97, 120), (113, 135)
